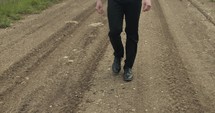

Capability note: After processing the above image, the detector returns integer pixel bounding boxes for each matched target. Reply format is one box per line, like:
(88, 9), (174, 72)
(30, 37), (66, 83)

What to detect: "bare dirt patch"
(0, 0), (215, 112)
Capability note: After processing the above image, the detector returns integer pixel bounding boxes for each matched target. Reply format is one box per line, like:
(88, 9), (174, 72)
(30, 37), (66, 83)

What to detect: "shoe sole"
(112, 65), (121, 74)
(112, 70), (120, 75)
(123, 74), (133, 81)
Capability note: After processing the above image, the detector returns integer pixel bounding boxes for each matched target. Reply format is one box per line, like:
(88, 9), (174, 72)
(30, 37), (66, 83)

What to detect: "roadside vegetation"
(0, 0), (60, 28)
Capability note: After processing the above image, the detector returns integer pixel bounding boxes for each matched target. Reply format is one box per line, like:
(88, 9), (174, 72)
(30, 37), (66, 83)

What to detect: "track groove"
(0, 1), (109, 112)
(0, 2), (96, 97)
(154, 0), (204, 112)
(187, 0), (215, 26)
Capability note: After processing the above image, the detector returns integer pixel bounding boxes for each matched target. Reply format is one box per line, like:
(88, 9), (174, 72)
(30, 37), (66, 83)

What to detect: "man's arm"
(143, 0), (152, 12)
(96, 0), (104, 14)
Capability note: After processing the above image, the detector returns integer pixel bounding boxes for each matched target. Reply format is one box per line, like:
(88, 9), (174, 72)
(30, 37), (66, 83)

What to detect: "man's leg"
(108, 0), (124, 73)
(123, 0), (142, 81)
(108, 0), (124, 59)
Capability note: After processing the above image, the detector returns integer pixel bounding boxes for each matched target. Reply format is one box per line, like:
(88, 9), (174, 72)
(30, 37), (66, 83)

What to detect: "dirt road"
(0, 0), (215, 113)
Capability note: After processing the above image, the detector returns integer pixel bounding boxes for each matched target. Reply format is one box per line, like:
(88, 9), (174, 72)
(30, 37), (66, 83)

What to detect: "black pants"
(108, 0), (142, 69)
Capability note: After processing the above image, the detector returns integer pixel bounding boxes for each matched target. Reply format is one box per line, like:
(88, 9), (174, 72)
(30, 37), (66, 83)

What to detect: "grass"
(0, 0), (61, 28)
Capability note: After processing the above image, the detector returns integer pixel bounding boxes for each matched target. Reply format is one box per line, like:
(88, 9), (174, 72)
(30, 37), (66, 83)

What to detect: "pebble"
(21, 81), (26, 84)
(131, 109), (136, 112)
(65, 21), (79, 24)
(115, 95), (119, 98)
(89, 22), (104, 27)
(63, 56), (69, 59)
(73, 49), (77, 52)
(68, 60), (74, 63)
(25, 77), (29, 80)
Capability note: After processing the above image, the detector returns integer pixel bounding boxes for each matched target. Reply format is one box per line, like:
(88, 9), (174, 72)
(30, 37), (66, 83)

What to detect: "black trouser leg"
(124, 0), (142, 69)
(108, 0), (142, 68)
(108, 0), (124, 58)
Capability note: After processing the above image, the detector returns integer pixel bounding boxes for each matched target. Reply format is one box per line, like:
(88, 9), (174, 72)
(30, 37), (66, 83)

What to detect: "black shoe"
(112, 57), (121, 74)
(123, 68), (133, 81)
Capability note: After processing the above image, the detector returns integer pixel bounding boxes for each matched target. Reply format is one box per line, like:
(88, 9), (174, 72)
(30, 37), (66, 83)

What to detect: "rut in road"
(76, 0), (210, 113)
(0, 0), (98, 78)
(1, 0), (215, 112)
(0, 3), (109, 113)
(0, 1), (96, 97)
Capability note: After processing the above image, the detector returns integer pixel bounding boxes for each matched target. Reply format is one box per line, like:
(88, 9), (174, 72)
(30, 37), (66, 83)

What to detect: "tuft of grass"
(0, 0), (61, 28)
(0, 16), (11, 28)
(210, 0), (215, 2)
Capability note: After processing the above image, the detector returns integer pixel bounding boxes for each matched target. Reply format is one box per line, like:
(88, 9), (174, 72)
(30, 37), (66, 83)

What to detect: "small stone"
(187, 3), (191, 6)
(65, 21), (79, 24)
(73, 49), (77, 52)
(21, 81), (26, 84)
(133, 88), (136, 90)
(89, 22), (104, 27)
(25, 77), (29, 80)
(49, 105), (52, 108)
(145, 109), (148, 112)
(68, 60), (74, 63)
(63, 56), (69, 59)
(131, 109), (136, 112)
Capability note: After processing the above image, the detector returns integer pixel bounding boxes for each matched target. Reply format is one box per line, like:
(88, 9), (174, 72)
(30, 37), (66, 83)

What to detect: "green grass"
(0, 0), (61, 28)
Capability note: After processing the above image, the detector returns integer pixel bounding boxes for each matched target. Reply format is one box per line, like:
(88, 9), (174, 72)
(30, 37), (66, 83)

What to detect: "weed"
(0, 0), (60, 28)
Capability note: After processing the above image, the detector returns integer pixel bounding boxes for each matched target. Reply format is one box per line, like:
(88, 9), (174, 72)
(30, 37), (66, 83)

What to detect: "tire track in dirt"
(135, 1), (200, 112)
(0, 0), (96, 77)
(0, 0), (96, 97)
(0, 0), (92, 53)
(75, 0), (208, 113)
(1, 0), (214, 112)
(147, 1), (204, 112)
(159, 0), (215, 112)
(187, 0), (215, 26)
(1, 1), (108, 112)
(1, 4), (109, 112)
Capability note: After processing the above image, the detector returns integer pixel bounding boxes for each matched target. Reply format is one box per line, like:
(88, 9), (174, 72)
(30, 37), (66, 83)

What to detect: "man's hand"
(96, 0), (104, 14)
(142, 0), (151, 12)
